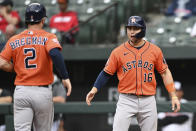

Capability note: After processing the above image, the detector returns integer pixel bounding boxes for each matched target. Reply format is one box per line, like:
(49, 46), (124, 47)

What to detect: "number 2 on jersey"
(24, 48), (37, 69)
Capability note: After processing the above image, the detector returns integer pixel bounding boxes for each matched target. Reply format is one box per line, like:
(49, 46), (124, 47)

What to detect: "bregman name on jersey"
(9, 36), (48, 50)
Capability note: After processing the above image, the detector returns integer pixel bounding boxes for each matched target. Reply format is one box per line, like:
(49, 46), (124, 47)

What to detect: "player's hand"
(171, 96), (181, 113)
(86, 87), (98, 106)
(62, 79), (72, 96)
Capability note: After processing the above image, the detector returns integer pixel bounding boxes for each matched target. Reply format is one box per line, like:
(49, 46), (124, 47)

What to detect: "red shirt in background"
(49, 11), (79, 33)
(0, 11), (21, 32)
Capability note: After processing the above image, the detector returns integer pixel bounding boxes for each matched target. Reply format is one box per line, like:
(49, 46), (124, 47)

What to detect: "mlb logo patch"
(52, 38), (59, 44)
(31, 15), (34, 21)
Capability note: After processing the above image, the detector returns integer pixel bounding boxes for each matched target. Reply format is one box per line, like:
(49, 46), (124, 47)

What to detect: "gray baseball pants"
(113, 93), (157, 131)
(14, 86), (54, 131)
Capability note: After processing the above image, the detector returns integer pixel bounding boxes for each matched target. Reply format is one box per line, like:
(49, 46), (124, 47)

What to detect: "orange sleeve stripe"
(165, 83), (176, 92)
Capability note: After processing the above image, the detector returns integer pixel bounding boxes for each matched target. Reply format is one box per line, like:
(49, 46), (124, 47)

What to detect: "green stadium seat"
(12, 0), (122, 45)
(75, 23), (92, 44)
(13, 0), (27, 7)
(45, 5), (59, 18)
(15, 7), (26, 22)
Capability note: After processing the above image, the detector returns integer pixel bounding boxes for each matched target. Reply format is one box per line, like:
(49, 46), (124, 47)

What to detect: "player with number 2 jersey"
(0, 3), (72, 131)
(1, 30), (61, 86)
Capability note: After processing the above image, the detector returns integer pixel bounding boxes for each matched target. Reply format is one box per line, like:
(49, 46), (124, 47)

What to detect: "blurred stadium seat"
(10, 0), (121, 44)
(146, 16), (196, 46)
(9, 0), (196, 45)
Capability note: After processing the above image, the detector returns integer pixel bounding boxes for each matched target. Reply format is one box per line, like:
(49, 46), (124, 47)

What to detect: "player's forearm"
(161, 68), (174, 85)
(0, 96), (12, 103)
(3, 62), (13, 72)
(161, 68), (176, 94)
(0, 58), (13, 72)
(53, 96), (65, 103)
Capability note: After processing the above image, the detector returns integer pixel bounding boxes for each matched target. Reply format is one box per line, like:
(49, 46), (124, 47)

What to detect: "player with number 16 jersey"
(86, 16), (180, 131)
(104, 40), (167, 95)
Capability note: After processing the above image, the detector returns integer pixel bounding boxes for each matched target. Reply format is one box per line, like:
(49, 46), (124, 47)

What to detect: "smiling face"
(126, 26), (142, 44)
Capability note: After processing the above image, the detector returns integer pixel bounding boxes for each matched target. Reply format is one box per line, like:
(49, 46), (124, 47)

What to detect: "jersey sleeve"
(45, 34), (62, 52)
(155, 48), (168, 74)
(104, 50), (118, 75)
(0, 40), (13, 62)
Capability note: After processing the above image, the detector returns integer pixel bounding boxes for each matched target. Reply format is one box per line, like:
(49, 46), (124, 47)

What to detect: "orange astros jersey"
(0, 29), (62, 86)
(104, 41), (168, 95)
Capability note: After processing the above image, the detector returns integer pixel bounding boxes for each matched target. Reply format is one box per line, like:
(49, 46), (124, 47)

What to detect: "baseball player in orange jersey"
(0, 3), (72, 131)
(86, 16), (181, 131)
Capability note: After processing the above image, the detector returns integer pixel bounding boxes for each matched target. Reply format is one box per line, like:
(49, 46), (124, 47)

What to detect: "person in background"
(52, 74), (67, 131)
(49, 0), (79, 44)
(0, 88), (12, 131)
(165, 0), (196, 18)
(0, 24), (16, 51)
(0, 0), (20, 33)
(158, 81), (195, 131)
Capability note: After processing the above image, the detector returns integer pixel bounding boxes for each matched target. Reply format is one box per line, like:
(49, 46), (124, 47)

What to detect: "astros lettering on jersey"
(104, 41), (168, 95)
(0, 29), (62, 86)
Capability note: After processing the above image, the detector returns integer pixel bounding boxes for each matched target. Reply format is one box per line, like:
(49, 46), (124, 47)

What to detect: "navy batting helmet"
(125, 16), (146, 38)
(25, 3), (47, 24)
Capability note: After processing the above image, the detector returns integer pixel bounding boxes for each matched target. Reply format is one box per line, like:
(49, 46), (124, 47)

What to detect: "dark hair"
(25, 21), (41, 26)
(0, 0), (13, 7)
